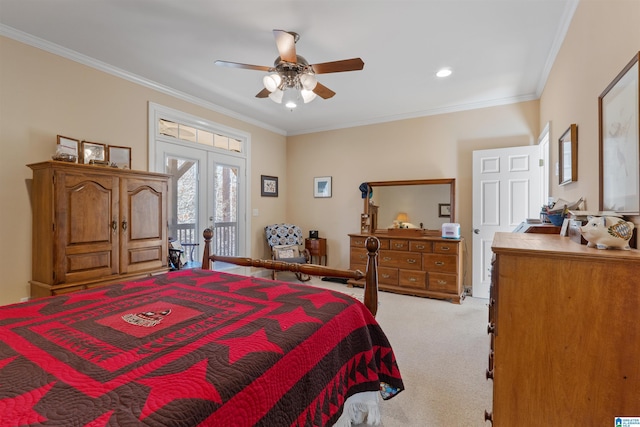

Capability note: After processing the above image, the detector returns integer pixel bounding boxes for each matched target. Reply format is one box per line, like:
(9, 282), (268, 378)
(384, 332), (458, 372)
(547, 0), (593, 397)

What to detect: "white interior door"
(472, 145), (541, 298)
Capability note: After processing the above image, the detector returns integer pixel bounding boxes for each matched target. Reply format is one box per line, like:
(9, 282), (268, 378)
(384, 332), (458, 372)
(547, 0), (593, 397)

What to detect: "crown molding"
(0, 24), (287, 136)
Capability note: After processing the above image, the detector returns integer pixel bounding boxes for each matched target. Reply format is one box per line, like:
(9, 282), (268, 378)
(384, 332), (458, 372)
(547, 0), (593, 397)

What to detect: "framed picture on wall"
(438, 203), (451, 218)
(261, 175), (278, 197)
(599, 51), (640, 214)
(558, 124), (577, 186)
(314, 176), (332, 198)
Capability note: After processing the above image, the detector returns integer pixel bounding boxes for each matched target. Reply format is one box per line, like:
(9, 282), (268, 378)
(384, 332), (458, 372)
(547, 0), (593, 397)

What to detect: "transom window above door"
(159, 119), (243, 153)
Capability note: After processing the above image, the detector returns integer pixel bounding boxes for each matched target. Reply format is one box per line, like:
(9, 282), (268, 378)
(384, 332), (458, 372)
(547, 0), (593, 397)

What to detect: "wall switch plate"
(252, 209), (259, 216)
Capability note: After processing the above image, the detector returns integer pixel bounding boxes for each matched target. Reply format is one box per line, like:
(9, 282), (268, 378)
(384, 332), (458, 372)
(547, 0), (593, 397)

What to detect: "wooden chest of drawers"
(349, 233), (464, 303)
(486, 233), (640, 425)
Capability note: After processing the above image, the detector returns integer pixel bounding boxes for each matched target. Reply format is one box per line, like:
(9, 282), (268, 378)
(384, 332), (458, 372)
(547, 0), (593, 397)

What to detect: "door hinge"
(539, 159), (544, 167)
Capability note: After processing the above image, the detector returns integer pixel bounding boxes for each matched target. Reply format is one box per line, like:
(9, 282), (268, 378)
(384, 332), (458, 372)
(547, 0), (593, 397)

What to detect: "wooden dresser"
(348, 232), (464, 303)
(28, 161), (170, 298)
(486, 233), (640, 425)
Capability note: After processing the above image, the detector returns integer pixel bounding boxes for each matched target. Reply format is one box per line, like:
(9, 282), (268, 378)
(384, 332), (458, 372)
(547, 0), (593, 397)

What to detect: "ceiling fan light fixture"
(263, 73), (282, 92)
(282, 88), (299, 109)
(299, 73), (318, 91)
(269, 88), (284, 103)
(301, 89), (316, 103)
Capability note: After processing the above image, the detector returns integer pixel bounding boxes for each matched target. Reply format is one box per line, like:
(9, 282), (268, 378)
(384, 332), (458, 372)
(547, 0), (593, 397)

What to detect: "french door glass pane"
(213, 164), (238, 256)
(166, 156), (199, 261)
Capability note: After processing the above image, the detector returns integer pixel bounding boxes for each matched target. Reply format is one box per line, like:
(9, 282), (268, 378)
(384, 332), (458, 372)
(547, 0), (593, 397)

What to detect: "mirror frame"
(363, 178), (456, 232)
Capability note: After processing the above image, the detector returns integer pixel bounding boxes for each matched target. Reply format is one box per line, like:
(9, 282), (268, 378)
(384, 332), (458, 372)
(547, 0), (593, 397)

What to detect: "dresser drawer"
(350, 236), (389, 250)
(389, 239), (409, 251)
(422, 253), (457, 274)
(428, 273), (458, 293)
(434, 241), (459, 254)
(399, 270), (427, 289)
(409, 241), (433, 253)
(379, 267), (399, 285)
(350, 247), (368, 266)
(379, 250), (422, 270)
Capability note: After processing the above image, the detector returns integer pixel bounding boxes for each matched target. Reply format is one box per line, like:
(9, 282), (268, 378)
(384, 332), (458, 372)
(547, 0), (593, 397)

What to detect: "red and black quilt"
(0, 269), (403, 426)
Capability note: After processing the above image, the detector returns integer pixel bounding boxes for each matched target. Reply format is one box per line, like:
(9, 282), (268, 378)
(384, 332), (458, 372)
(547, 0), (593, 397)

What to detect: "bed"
(0, 231), (403, 426)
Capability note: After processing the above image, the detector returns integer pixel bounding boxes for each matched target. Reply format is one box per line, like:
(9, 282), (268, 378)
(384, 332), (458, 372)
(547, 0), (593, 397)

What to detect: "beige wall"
(0, 36), (287, 305)
(1, 0), (637, 305)
(541, 0), (640, 211)
(287, 102), (540, 280)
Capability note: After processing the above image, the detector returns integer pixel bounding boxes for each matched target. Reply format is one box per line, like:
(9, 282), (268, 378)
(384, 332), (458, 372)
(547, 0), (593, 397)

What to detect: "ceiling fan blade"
(215, 60), (271, 72)
(313, 82), (336, 99)
(273, 30), (297, 63)
(311, 58), (365, 74)
(255, 88), (271, 98)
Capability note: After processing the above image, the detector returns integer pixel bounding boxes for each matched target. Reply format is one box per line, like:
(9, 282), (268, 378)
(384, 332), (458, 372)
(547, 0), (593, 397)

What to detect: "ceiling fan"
(215, 30), (364, 109)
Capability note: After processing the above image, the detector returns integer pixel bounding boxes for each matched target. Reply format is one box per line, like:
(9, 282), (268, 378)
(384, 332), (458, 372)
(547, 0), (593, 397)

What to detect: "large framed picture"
(599, 51), (640, 214)
(108, 145), (131, 169)
(261, 175), (278, 197)
(558, 124), (577, 186)
(314, 176), (332, 198)
(81, 141), (107, 164)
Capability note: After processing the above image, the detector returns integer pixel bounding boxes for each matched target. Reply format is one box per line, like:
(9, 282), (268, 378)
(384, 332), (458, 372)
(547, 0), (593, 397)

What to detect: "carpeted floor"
(305, 276), (493, 427)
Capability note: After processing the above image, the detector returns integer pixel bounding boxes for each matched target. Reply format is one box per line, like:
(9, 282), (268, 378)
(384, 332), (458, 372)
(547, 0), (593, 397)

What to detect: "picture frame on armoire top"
(559, 124), (577, 186)
(599, 51), (640, 214)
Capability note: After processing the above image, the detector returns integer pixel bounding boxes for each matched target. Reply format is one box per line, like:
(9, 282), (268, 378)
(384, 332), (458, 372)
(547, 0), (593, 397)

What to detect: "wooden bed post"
(364, 236), (380, 317)
(202, 228), (213, 269)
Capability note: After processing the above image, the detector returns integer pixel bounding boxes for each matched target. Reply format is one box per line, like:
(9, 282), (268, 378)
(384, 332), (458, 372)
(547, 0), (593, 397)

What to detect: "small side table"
(305, 238), (327, 266)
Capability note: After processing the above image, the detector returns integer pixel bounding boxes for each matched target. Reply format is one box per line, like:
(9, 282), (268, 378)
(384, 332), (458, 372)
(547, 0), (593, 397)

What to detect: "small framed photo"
(559, 124), (578, 185)
(55, 135), (79, 162)
(439, 203), (451, 218)
(108, 145), (131, 169)
(81, 141), (107, 164)
(314, 176), (332, 198)
(261, 175), (278, 197)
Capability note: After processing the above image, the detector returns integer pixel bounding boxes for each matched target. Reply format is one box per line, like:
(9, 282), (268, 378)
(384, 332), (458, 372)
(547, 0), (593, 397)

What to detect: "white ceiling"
(0, 0), (577, 136)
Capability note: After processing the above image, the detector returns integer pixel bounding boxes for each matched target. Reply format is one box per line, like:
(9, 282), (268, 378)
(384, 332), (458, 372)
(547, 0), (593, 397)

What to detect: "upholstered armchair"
(265, 224), (311, 281)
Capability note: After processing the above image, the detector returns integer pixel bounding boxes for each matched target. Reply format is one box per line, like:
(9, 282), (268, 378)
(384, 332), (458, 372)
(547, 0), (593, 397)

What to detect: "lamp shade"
(300, 73), (318, 90)
(396, 212), (409, 223)
(301, 89), (317, 103)
(268, 89), (284, 103)
(263, 74), (281, 92)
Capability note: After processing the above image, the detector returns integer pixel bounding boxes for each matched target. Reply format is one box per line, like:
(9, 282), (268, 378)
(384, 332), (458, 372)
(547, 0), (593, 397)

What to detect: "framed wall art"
(559, 124), (578, 186)
(438, 203), (451, 218)
(81, 141), (107, 164)
(261, 175), (278, 197)
(599, 51), (640, 214)
(108, 145), (131, 169)
(314, 176), (332, 198)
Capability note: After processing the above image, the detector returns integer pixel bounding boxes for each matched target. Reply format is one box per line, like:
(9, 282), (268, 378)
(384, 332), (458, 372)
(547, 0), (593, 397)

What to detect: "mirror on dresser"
(361, 178), (455, 234)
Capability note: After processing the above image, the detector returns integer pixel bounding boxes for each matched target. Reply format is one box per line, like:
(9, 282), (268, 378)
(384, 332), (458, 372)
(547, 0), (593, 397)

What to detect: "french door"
(155, 140), (246, 264)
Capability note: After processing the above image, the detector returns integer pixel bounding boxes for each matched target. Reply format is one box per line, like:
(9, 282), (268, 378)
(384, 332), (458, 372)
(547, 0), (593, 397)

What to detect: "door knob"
(473, 229), (480, 234)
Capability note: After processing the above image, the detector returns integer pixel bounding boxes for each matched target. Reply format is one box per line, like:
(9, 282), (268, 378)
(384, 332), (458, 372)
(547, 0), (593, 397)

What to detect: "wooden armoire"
(28, 161), (170, 298)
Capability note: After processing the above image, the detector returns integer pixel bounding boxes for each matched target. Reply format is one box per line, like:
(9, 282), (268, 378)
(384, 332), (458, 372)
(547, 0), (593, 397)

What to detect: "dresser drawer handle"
(440, 246), (450, 251)
(408, 277), (417, 282)
(382, 274), (391, 279)
(394, 243), (404, 248)
(359, 254), (366, 260)
(415, 244), (425, 249)
(406, 258), (417, 264)
(437, 279), (447, 285)
(435, 261), (445, 266)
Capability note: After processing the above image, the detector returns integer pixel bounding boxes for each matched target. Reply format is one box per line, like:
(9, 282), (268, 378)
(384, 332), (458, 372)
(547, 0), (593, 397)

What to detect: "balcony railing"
(170, 222), (237, 261)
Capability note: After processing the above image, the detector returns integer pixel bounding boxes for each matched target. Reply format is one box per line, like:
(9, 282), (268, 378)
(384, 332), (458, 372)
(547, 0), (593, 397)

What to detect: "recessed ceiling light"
(436, 68), (452, 78)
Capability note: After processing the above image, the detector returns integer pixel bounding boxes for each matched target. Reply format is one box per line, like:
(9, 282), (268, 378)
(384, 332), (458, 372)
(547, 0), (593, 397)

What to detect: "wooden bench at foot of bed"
(202, 228), (381, 316)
